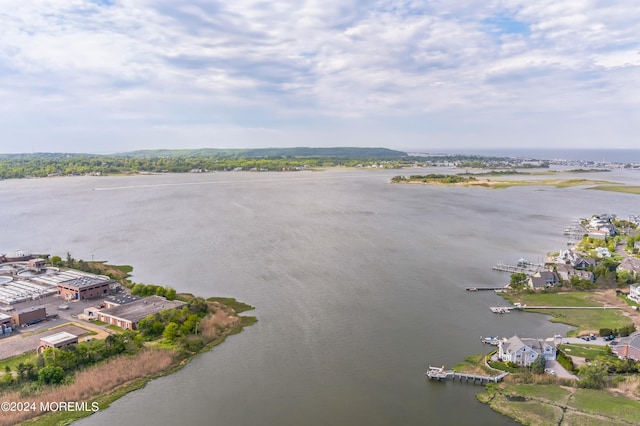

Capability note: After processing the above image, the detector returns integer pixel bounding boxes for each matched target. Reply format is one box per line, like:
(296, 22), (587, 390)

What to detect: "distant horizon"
(3, 146), (640, 164)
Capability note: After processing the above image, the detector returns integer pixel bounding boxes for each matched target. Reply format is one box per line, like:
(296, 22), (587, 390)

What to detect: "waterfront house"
(629, 284), (640, 303)
(589, 217), (609, 229)
(611, 332), (640, 361)
(617, 258), (640, 278)
(498, 336), (557, 367)
(528, 271), (560, 290)
(588, 230), (608, 240)
(556, 264), (594, 282)
(572, 257), (596, 269)
(556, 250), (578, 265)
(599, 224), (616, 236)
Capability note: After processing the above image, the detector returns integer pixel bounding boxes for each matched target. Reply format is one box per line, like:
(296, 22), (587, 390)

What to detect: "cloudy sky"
(1, 0), (639, 154)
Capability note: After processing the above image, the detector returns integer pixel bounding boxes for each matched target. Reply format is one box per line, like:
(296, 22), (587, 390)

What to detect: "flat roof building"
(103, 294), (141, 309)
(97, 295), (186, 330)
(39, 332), (78, 351)
(0, 312), (12, 331)
(58, 276), (111, 301)
(12, 305), (46, 326)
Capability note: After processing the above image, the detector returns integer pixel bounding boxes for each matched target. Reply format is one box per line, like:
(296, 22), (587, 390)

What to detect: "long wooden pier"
(452, 371), (509, 384)
(466, 286), (509, 292)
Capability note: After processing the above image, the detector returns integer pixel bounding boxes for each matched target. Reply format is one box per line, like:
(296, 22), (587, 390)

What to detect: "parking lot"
(0, 294), (112, 360)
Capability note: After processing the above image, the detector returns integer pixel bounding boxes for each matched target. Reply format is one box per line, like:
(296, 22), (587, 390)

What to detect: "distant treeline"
(0, 147), (413, 179)
(0, 148), (551, 180)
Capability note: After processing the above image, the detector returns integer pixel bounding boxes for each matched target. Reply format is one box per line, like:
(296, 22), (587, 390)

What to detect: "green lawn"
(559, 343), (609, 359)
(504, 292), (601, 307)
(502, 292), (633, 335)
(480, 383), (640, 425)
(540, 308), (631, 335)
(0, 351), (38, 371)
(569, 389), (640, 423)
(507, 384), (572, 402)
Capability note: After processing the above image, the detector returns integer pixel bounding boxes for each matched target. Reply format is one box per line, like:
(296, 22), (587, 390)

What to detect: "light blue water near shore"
(1, 168), (639, 425)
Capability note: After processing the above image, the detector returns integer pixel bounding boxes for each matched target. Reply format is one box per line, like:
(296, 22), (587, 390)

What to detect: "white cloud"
(0, 0), (638, 152)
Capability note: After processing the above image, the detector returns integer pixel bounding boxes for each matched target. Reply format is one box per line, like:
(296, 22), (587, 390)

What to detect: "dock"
(466, 286), (509, 292)
(490, 305), (623, 314)
(426, 366), (508, 384)
(492, 261), (542, 275)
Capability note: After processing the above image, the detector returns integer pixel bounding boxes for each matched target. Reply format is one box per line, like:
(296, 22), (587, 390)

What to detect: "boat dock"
(492, 261), (542, 275)
(466, 286), (509, 292)
(426, 366), (508, 384)
(490, 305), (623, 314)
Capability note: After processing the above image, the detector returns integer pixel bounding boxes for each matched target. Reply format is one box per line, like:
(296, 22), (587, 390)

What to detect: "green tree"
(617, 270), (635, 285)
(165, 287), (177, 300)
(1, 371), (14, 387)
(578, 362), (608, 389)
(137, 314), (165, 340)
(531, 355), (546, 374)
(50, 255), (62, 266)
(130, 283), (145, 296)
(510, 273), (527, 287)
(38, 365), (65, 385)
(163, 322), (180, 343)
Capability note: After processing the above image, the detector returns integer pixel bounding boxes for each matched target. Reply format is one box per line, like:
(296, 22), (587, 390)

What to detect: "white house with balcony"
(498, 335), (557, 367)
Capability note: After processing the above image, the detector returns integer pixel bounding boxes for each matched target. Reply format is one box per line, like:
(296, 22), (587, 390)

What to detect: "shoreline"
(0, 260), (257, 426)
(21, 314), (255, 426)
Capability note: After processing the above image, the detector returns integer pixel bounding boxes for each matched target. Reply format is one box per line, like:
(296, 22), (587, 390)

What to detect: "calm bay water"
(2, 168), (639, 425)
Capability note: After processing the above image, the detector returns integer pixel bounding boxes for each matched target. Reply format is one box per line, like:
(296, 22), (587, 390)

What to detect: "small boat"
(481, 336), (501, 345)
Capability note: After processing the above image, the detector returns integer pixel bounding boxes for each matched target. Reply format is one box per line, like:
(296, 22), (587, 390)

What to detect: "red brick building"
(57, 276), (111, 301)
(97, 295), (186, 330)
(12, 306), (46, 326)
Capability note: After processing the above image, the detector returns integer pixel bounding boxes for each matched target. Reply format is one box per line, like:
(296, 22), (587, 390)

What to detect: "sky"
(1, 0), (639, 154)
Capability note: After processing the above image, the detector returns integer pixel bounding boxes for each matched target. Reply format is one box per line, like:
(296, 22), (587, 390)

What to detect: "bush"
(557, 351), (575, 373)
(600, 328), (614, 337)
(38, 365), (66, 385)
